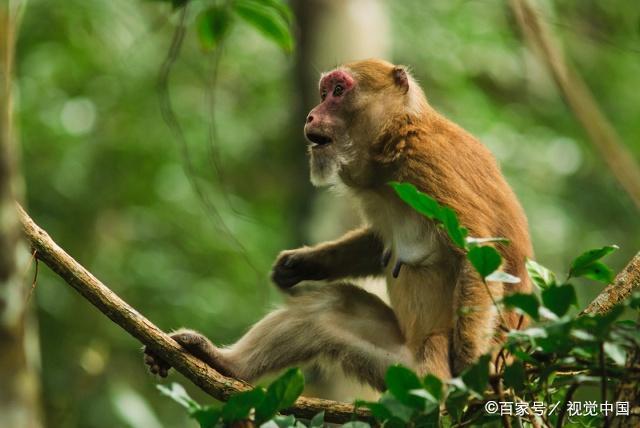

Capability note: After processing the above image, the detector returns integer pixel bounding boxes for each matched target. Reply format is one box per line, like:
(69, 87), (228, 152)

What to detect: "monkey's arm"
(271, 227), (385, 289)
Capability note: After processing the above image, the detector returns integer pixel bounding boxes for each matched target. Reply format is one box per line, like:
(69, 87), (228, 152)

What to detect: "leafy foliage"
(160, 368), (305, 427)
(155, 0), (295, 54)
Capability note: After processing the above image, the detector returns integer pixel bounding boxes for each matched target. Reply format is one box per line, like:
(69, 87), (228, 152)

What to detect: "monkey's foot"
(170, 329), (237, 378)
(143, 347), (171, 378)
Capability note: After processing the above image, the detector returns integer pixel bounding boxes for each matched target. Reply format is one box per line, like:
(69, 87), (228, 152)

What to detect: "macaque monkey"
(144, 59), (533, 389)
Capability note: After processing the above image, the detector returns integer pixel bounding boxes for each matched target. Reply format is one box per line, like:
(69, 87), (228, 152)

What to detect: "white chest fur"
(355, 189), (442, 266)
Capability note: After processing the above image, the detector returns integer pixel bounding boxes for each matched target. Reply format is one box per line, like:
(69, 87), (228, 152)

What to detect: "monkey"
(144, 59), (533, 389)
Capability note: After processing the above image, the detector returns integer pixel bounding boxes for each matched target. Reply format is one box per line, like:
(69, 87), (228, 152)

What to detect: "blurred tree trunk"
(0, 2), (43, 428)
(291, 0), (390, 401)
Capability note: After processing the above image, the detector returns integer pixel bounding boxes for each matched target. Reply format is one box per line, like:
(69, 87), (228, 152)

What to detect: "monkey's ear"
(392, 67), (410, 94)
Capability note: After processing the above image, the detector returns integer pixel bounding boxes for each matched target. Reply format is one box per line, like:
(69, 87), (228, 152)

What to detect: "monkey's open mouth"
(306, 132), (333, 147)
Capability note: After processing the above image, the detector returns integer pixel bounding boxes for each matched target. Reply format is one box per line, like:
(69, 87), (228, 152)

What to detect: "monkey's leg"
(227, 283), (413, 390)
(271, 227), (385, 289)
(148, 284), (413, 390)
(416, 332), (452, 380)
(450, 265), (504, 375)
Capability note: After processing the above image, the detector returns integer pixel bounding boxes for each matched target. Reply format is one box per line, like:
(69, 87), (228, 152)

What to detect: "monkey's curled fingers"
(271, 249), (328, 290)
(143, 347), (171, 378)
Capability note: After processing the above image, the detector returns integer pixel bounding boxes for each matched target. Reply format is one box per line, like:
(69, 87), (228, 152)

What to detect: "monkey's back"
(399, 110), (534, 297)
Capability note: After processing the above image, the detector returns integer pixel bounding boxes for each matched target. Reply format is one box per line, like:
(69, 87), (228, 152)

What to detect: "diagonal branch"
(17, 205), (370, 424)
(509, 0), (640, 211)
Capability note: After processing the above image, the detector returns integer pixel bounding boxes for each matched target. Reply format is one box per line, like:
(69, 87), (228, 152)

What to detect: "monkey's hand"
(271, 248), (328, 290)
(144, 329), (234, 378)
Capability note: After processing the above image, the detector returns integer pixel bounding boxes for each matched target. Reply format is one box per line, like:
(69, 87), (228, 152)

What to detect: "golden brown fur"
(144, 59), (533, 389)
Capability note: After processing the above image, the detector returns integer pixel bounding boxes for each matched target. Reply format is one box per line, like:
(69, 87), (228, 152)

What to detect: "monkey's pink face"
(305, 69), (356, 186)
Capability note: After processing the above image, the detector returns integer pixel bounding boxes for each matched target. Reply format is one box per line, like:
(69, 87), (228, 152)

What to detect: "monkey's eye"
(333, 84), (344, 97)
(321, 89), (327, 101)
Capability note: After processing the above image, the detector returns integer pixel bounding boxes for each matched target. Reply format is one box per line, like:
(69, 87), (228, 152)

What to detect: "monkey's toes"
(143, 348), (171, 377)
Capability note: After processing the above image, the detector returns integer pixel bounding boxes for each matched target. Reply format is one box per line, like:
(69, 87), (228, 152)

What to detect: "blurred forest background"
(6, 0), (640, 426)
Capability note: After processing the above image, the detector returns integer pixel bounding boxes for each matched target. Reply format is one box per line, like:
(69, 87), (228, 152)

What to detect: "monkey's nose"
(306, 114), (314, 124)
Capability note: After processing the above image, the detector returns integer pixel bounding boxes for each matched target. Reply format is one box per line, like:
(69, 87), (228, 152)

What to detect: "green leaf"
(389, 182), (468, 248)
(439, 207), (468, 248)
(222, 387), (265, 422)
(378, 393), (414, 423)
(444, 389), (468, 422)
(570, 245), (619, 271)
(309, 411), (324, 428)
(486, 270), (521, 284)
(197, 6), (233, 51)
(526, 258), (557, 290)
(191, 406), (221, 428)
(572, 261), (615, 284)
(255, 368), (304, 423)
(390, 181), (441, 219)
(355, 400), (393, 422)
(604, 342), (627, 366)
(503, 360), (526, 393)
(461, 354), (491, 395)
(422, 374), (444, 401)
(569, 245), (618, 282)
(385, 365), (425, 410)
(385, 365), (424, 409)
(269, 414), (297, 428)
(234, 0), (294, 53)
(541, 284), (577, 317)
(503, 292), (540, 321)
(467, 246), (501, 279)
(157, 383), (201, 412)
(258, 0), (293, 24)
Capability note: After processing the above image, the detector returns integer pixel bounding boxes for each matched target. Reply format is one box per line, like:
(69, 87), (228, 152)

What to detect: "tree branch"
(17, 205), (370, 424)
(581, 251), (640, 316)
(508, 0), (640, 211)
